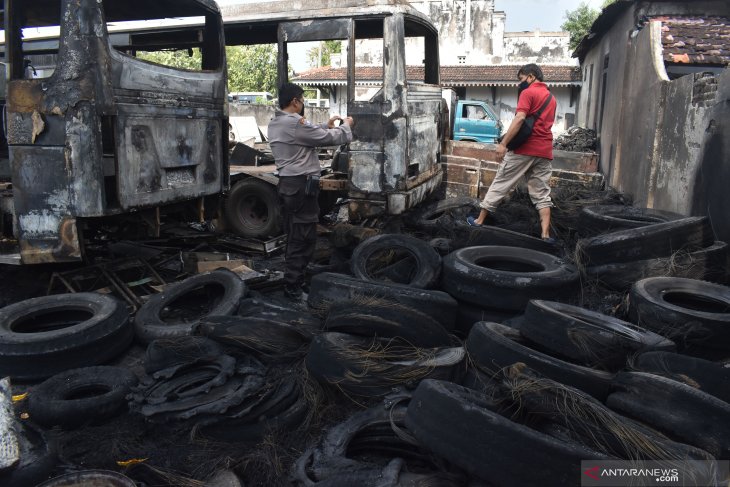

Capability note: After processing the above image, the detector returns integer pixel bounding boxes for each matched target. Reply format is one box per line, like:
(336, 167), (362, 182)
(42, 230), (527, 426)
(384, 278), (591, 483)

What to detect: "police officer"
(268, 83), (354, 299)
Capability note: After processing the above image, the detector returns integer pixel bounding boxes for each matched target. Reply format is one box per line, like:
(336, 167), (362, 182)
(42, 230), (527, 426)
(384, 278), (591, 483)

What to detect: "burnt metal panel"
(381, 14), (408, 192)
(279, 19), (353, 42)
(10, 145), (83, 263)
(348, 151), (385, 194)
(115, 106), (223, 209)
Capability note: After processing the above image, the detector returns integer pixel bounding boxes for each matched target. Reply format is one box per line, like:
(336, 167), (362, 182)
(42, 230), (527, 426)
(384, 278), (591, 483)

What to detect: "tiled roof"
(657, 16), (730, 66)
(293, 65), (582, 87)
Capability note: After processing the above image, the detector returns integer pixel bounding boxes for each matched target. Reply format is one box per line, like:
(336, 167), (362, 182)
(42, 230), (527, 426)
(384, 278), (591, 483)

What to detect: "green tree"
(135, 44), (280, 94)
(561, 0), (616, 51)
(136, 48), (202, 70)
(306, 40), (342, 68)
(226, 44), (279, 93)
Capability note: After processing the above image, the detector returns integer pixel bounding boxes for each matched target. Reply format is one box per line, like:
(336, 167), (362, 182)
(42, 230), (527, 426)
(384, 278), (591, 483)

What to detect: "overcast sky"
(214, 0), (608, 70)
(495, 0), (607, 31)
(216, 0), (608, 32)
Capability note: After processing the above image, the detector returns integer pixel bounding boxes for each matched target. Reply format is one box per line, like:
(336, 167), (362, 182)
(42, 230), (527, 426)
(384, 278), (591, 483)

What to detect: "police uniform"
(267, 110), (352, 295)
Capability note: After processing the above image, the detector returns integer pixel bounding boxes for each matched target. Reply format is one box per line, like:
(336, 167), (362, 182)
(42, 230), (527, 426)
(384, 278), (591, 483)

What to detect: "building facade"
(295, 0), (580, 134)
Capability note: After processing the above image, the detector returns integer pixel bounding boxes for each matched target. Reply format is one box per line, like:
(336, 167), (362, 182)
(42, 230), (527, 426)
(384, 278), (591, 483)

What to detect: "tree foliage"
(561, 0), (616, 51)
(306, 40), (342, 68)
(136, 44), (279, 94)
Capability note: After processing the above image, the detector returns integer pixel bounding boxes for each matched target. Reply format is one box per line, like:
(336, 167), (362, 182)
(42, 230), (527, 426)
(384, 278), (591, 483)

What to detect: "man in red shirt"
(467, 64), (557, 242)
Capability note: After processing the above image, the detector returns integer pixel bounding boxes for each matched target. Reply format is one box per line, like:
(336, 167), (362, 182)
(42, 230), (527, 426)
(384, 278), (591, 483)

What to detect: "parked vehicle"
(0, 0), (447, 263)
(442, 89), (502, 144)
(0, 0), (229, 264)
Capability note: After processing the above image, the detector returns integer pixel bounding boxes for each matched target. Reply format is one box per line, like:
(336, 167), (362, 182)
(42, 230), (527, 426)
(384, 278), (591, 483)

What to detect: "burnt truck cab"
(0, 0), (228, 264)
(222, 0), (444, 220)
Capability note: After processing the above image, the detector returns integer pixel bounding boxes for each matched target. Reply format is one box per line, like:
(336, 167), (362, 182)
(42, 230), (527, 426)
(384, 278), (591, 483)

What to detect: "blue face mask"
(518, 80), (530, 91)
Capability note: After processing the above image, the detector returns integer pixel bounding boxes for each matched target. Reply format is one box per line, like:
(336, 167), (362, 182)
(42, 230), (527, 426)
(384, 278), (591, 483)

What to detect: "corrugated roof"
(659, 16), (730, 65)
(293, 65), (582, 87)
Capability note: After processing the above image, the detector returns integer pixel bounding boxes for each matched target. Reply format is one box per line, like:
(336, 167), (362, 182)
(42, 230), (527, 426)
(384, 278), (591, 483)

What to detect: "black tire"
(406, 197), (480, 233)
(506, 365), (716, 463)
(0, 293), (132, 381)
(466, 322), (614, 400)
(306, 332), (465, 397)
(606, 371), (730, 459)
(350, 234), (442, 289)
(324, 299), (451, 347)
(454, 301), (520, 338)
(441, 246), (579, 310)
(404, 379), (609, 486)
(224, 177), (281, 238)
(449, 220), (561, 255)
(296, 404), (461, 485)
(37, 470), (136, 487)
(0, 422), (56, 487)
(628, 277), (730, 350)
(307, 272), (457, 331)
(634, 351), (730, 404)
(27, 366), (138, 429)
(144, 336), (224, 374)
(575, 216), (715, 267)
(578, 205), (683, 237)
(134, 269), (245, 344)
(585, 240), (729, 290)
(520, 300), (675, 371)
(198, 376), (307, 443)
(196, 315), (312, 360)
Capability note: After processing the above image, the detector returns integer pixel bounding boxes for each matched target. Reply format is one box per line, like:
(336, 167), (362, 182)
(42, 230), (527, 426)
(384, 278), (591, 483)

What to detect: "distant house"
(293, 0), (580, 134)
(574, 0), (729, 241)
(294, 64), (581, 134)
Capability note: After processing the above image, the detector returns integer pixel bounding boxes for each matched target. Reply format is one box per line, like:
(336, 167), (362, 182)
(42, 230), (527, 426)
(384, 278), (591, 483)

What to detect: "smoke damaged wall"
(409, 0), (495, 65)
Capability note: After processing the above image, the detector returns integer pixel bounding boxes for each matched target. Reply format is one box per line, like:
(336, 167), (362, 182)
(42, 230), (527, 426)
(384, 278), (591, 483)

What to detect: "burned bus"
(222, 0), (445, 222)
(0, 0), (228, 264)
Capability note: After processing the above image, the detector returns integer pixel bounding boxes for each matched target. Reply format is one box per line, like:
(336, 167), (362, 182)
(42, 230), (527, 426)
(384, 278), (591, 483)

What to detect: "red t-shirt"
(514, 81), (556, 160)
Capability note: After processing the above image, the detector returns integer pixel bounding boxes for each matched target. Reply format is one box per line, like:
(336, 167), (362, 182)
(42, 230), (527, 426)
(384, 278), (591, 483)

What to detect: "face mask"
(518, 80), (530, 91)
(298, 105), (305, 117)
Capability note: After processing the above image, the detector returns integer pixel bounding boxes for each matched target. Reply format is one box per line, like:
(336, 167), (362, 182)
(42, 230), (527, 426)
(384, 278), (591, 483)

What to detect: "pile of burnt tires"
(289, 198), (730, 486)
(0, 196), (728, 486)
(576, 207), (728, 289)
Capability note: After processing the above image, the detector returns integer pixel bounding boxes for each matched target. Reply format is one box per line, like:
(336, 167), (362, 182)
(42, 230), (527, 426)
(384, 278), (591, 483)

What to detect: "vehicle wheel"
(520, 300), (675, 371)
(585, 240), (728, 290)
(0, 293), (132, 381)
(307, 273), (457, 331)
(628, 277), (730, 350)
(466, 322), (614, 400)
(306, 332), (465, 397)
(575, 216), (714, 267)
(27, 366), (138, 429)
(606, 371), (730, 459)
(441, 246), (579, 310)
(134, 269), (245, 344)
(324, 299), (451, 347)
(633, 351), (730, 404)
(578, 205), (683, 236)
(350, 234), (442, 289)
(404, 379), (609, 486)
(224, 178), (281, 238)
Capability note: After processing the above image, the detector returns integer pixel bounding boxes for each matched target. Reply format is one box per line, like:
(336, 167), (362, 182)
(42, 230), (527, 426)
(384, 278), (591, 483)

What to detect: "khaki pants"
(480, 152), (553, 212)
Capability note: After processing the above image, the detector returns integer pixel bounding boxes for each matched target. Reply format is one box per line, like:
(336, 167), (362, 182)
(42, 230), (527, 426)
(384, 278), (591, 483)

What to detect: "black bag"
(502, 94), (553, 151)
